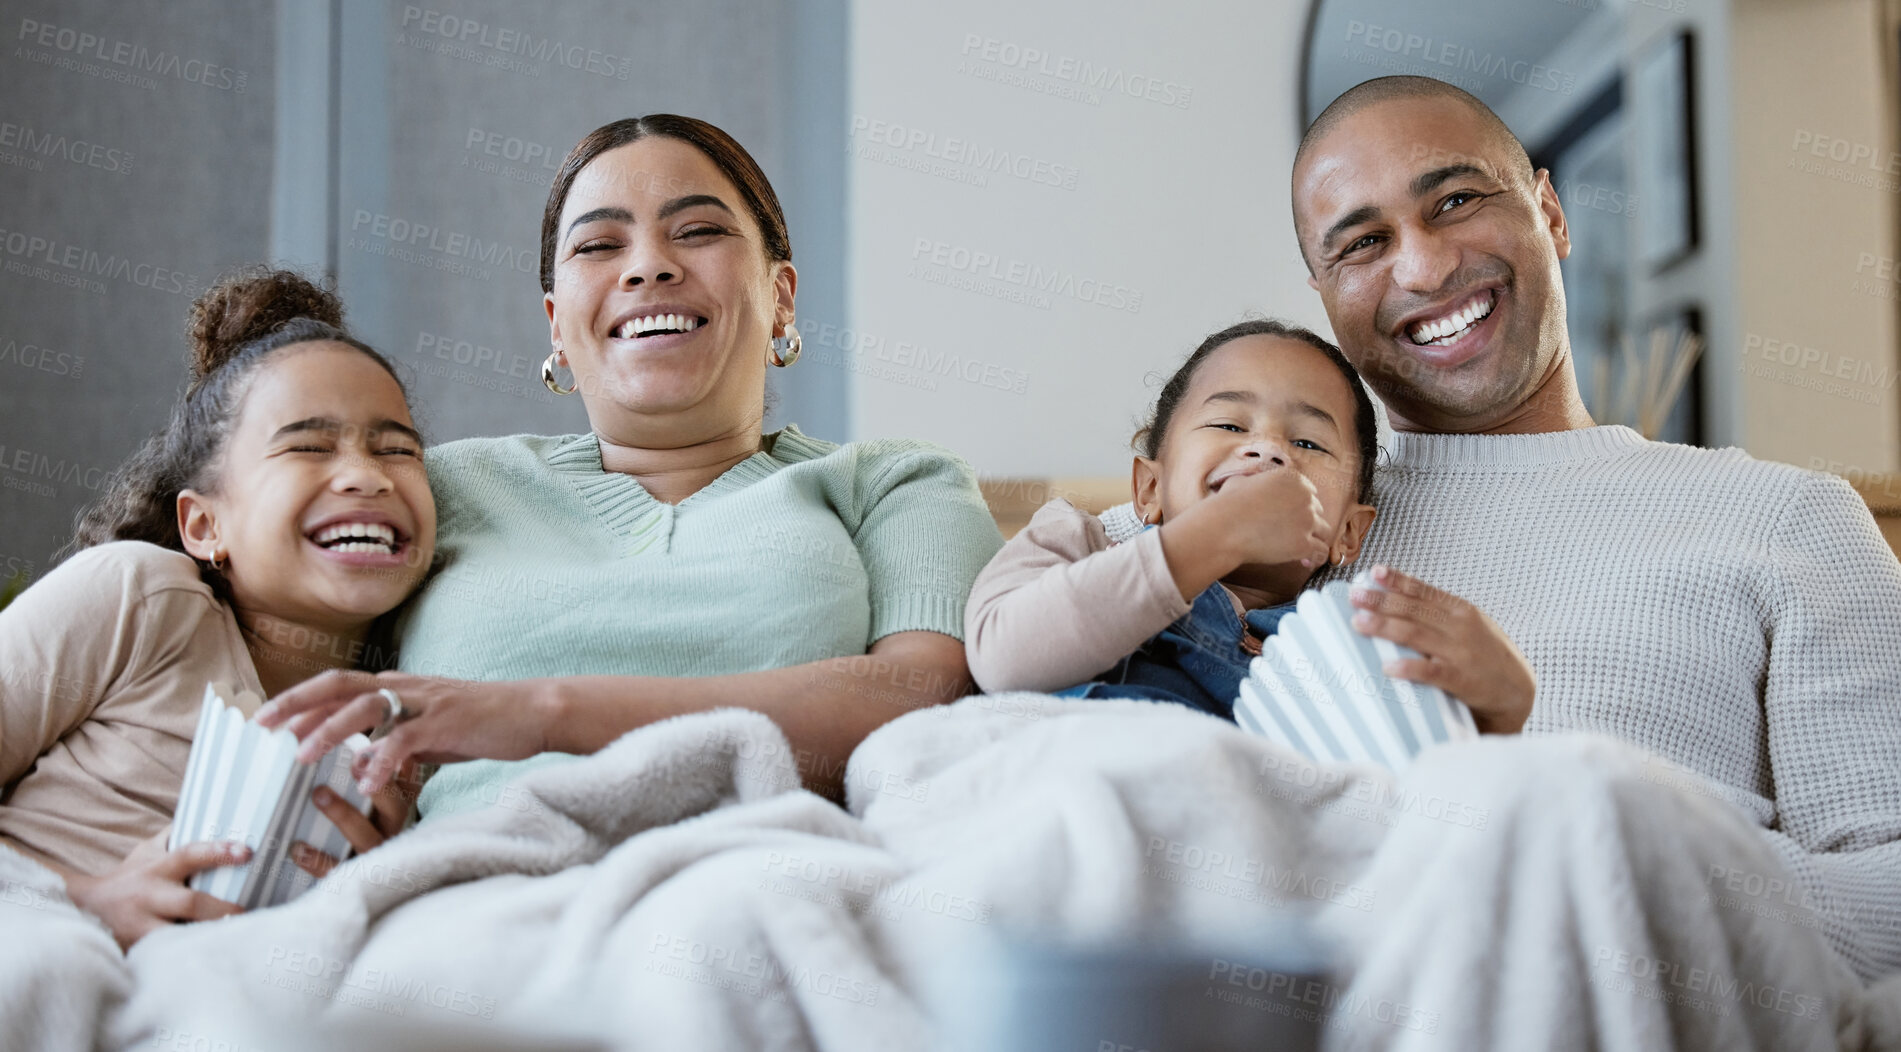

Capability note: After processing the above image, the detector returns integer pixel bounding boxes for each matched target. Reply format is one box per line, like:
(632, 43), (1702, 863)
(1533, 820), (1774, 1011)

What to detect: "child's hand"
(64, 828), (248, 950)
(1348, 565), (1535, 734)
(1203, 466), (1331, 569)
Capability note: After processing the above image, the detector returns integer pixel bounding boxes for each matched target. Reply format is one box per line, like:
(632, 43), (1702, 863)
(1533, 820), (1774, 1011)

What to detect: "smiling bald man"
(1104, 76), (1901, 986)
(1293, 76), (1586, 435)
(1294, 76), (1901, 982)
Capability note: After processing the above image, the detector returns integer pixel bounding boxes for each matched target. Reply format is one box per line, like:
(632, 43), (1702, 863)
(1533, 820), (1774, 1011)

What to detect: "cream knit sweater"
(1103, 425), (1901, 981)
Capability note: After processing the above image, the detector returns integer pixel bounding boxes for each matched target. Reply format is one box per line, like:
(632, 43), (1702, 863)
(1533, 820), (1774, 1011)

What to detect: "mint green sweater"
(397, 426), (1003, 818)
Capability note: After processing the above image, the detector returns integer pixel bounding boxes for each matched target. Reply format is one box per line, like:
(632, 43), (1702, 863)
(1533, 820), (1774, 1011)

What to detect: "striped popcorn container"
(1233, 577), (1477, 771)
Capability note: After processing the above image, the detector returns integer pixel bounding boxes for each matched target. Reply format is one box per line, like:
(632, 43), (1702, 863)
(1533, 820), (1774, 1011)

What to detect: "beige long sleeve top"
(0, 541), (262, 875)
(963, 499), (1191, 694)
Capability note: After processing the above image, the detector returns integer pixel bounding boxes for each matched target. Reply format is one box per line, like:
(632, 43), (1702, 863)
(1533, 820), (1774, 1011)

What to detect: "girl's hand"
(1206, 466), (1332, 569)
(1348, 565), (1536, 734)
(64, 828), (248, 950)
(256, 671), (550, 796)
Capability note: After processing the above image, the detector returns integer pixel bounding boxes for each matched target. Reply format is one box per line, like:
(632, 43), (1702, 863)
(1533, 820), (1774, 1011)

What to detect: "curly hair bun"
(186, 268), (346, 378)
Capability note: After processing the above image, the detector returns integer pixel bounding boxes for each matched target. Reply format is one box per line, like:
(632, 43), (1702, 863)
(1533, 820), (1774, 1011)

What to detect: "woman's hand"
(63, 828), (248, 951)
(256, 670), (551, 796)
(1348, 565), (1536, 734)
(289, 756), (425, 878)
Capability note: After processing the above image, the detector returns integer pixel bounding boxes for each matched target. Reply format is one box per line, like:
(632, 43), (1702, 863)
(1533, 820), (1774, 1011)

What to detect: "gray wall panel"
(330, 0), (841, 444)
(0, 0), (850, 581)
(0, 1), (276, 572)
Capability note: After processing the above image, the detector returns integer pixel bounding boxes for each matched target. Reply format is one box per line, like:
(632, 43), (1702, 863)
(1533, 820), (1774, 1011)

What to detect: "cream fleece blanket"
(5, 697), (1895, 1050)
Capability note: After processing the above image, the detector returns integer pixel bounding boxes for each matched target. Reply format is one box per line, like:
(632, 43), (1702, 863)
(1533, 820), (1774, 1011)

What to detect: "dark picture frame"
(1641, 304), (1705, 446)
(1630, 29), (1699, 273)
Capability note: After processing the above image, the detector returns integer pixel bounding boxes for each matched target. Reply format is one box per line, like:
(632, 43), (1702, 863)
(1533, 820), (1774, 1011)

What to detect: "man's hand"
(1348, 565), (1536, 734)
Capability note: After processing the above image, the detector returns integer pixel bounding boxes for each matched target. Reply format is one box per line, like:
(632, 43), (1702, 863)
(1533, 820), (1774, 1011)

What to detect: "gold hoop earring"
(209, 548), (227, 572)
(768, 323), (801, 368)
(541, 351), (577, 395)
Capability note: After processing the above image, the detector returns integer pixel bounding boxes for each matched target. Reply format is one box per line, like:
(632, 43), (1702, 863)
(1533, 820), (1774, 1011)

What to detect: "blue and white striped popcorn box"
(169, 682), (373, 908)
(1233, 576), (1477, 771)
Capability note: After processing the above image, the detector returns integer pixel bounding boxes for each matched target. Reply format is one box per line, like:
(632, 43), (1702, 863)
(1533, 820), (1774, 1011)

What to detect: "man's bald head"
(1293, 77), (1537, 274)
(1289, 75), (1582, 435)
(1297, 76), (1533, 189)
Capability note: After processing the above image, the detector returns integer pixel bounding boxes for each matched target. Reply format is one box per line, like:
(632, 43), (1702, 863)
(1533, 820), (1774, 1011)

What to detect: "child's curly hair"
(68, 267), (410, 560)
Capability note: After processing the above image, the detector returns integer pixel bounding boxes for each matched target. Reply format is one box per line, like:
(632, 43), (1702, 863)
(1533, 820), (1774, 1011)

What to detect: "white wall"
(1724, 0), (1900, 474)
(847, 0), (1901, 482)
(844, 0), (1327, 480)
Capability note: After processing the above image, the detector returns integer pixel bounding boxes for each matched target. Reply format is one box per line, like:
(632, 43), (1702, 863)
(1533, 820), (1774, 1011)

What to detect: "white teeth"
(1408, 293), (1495, 346)
(618, 313), (703, 339)
(311, 522), (397, 550)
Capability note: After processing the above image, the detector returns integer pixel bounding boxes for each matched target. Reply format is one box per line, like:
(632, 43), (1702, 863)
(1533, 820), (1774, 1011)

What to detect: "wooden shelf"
(1848, 474), (1901, 517)
(1845, 475), (1901, 555)
(981, 477), (1128, 538)
(983, 474), (1901, 556)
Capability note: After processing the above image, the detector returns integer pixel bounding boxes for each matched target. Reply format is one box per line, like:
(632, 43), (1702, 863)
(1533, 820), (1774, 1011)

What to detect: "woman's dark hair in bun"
(69, 267), (409, 560)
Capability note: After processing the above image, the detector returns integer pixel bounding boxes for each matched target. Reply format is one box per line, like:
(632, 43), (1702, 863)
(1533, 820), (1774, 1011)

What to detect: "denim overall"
(1060, 581), (1296, 721)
